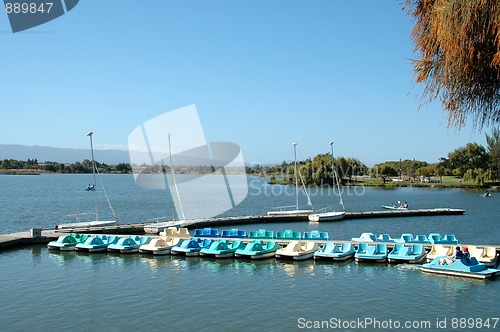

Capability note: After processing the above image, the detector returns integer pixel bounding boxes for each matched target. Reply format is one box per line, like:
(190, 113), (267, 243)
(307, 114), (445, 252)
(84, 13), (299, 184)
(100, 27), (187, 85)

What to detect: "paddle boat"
(235, 240), (281, 259)
(138, 236), (184, 255)
(354, 243), (388, 262)
(159, 227), (190, 238)
(426, 244), (454, 262)
(75, 234), (119, 252)
(393, 233), (430, 244)
(170, 238), (213, 256)
(275, 230), (301, 241)
(377, 234), (394, 242)
(248, 229), (274, 239)
(303, 230), (329, 241)
(351, 232), (378, 243)
(388, 244), (427, 263)
(421, 257), (500, 279)
(275, 240), (320, 260)
(381, 201), (408, 210)
(314, 242), (356, 261)
(428, 233), (459, 245)
(47, 233), (91, 251)
(221, 229), (247, 238)
(194, 228), (220, 238)
(200, 240), (246, 258)
(107, 236), (150, 254)
(466, 245), (499, 267)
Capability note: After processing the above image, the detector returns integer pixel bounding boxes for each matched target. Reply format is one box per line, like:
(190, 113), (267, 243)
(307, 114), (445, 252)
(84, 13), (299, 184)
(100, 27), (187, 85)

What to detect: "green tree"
(448, 143), (490, 177)
(405, 0), (500, 129)
(486, 128), (500, 180)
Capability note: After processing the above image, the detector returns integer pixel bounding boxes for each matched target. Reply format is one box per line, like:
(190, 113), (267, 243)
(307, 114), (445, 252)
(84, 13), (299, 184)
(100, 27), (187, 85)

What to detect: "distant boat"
(381, 203), (408, 210)
(143, 133), (187, 234)
(308, 141), (345, 222)
(267, 143), (314, 216)
(56, 132), (117, 230)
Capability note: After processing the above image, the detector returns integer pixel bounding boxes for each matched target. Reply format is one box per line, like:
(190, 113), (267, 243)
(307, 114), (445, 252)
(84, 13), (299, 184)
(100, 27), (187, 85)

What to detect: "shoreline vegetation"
(0, 159), (498, 190)
(1, 134), (499, 190)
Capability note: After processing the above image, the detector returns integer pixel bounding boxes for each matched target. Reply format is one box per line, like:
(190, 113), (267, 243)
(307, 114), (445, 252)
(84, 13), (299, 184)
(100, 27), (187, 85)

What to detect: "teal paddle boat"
(47, 233), (91, 251)
(355, 243), (388, 262)
(107, 236), (150, 254)
(235, 240), (281, 259)
(388, 244), (427, 264)
(303, 230), (330, 241)
(200, 240), (246, 258)
(75, 234), (119, 252)
(314, 242), (356, 261)
(170, 238), (213, 256)
(422, 257), (500, 279)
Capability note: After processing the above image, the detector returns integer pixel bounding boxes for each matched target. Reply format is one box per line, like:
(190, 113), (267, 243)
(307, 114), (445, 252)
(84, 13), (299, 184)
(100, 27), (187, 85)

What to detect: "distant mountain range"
(0, 144), (131, 164)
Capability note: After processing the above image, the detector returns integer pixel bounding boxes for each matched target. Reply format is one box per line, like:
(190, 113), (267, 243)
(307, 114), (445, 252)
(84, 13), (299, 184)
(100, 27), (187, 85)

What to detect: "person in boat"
(462, 246), (470, 259)
(440, 246), (465, 265)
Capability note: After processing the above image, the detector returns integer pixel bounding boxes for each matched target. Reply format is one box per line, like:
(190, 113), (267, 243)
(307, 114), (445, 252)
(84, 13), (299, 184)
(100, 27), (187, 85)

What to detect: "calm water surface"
(0, 174), (499, 331)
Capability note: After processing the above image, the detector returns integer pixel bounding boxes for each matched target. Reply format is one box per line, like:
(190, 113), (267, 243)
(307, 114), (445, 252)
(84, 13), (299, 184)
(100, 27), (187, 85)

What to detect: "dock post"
(30, 228), (42, 238)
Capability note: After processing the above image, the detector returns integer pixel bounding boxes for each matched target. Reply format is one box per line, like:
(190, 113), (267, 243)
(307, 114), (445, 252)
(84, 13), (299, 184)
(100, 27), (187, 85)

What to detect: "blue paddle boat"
(314, 242), (355, 261)
(107, 236), (150, 254)
(422, 257), (500, 279)
(303, 230), (330, 241)
(351, 232), (378, 242)
(47, 233), (91, 251)
(170, 238), (213, 256)
(75, 234), (119, 252)
(428, 233), (459, 245)
(194, 228), (220, 238)
(235, 240), (281, 259)
(388, 244), (427, 264)
(200, 240), (246, 258)
(221, 229), (247, 238)
(355, 243), (388, 262)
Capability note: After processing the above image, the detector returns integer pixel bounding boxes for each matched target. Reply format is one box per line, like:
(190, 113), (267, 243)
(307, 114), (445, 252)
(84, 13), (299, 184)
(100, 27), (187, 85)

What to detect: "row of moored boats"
(47, 228), (500, 279)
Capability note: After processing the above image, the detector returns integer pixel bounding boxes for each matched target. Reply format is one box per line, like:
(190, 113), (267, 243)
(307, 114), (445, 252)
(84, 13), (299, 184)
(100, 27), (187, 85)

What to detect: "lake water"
(0, 174), (499, 331)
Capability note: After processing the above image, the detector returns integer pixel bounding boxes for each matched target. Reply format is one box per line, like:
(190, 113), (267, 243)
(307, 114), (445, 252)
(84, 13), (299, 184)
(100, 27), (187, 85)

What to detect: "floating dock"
(0, 207), (467, 250)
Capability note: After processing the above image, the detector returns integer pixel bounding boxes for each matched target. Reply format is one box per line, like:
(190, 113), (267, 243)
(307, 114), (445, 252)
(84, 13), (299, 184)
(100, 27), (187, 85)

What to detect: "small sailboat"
(308, 141), (346, 222)
(143, 133), (187, 234)
(56, 132), (117, 230)
(267, 142), (314, 216)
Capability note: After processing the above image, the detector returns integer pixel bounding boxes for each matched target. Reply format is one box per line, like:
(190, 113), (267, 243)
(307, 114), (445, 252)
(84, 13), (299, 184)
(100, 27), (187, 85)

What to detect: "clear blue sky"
(0, 0), (491, 166)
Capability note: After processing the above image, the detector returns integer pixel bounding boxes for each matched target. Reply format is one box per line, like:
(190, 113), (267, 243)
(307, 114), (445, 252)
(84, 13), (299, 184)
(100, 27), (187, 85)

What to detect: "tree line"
(254, 129), (500, 188)
(2, 129), (499, 187)
(0, 158), (132, 174)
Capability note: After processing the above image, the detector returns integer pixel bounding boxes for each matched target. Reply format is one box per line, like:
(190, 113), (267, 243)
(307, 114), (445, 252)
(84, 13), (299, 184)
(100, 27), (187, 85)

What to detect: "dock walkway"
(0, 208), (467, 250)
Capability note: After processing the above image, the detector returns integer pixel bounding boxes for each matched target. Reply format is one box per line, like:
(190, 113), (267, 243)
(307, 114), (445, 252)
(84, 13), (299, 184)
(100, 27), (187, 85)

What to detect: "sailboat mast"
(292, 142), (298, 211)
(330, 140), (345, 211)
(86, 131), (99, 220)
(166, 133), (185, 220)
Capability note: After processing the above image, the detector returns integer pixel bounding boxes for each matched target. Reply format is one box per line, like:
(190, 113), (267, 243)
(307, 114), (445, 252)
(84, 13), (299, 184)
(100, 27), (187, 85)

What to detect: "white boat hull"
(56, 220), (117, 230)
(308, 211), (345, 222)
(267, 209), (314, 216)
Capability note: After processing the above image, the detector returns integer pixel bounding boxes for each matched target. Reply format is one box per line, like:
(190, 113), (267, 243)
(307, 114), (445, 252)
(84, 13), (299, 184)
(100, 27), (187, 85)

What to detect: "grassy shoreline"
(267, 176), (499, 190)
